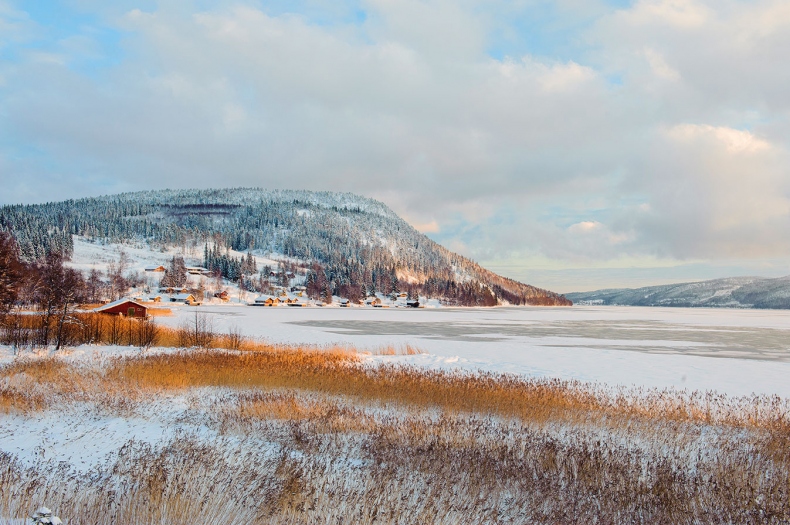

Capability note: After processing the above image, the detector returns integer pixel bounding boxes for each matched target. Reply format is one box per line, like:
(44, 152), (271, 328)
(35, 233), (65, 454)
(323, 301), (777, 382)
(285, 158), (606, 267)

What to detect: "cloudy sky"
(1, 0), (789, 292)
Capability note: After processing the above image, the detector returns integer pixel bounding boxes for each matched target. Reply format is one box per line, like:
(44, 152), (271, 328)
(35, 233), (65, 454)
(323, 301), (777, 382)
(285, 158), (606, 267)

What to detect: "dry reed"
(2, 319), (790, 523)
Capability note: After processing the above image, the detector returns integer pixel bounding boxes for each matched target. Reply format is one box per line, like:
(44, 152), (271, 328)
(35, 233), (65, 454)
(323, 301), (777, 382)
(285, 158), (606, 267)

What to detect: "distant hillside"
(0, 188), (570, 307)
(566, 276), (790, 309)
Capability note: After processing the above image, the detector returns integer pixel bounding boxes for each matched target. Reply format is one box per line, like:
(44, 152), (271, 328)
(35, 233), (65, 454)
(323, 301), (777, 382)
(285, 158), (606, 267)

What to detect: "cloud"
(666, 124), (771, 154)
(620, 0), (711, 29)
(643, 48), (680, 81)
(1, 0), (790, 290)
(568, 221), (601, 234)
(624, 123), (790, 259)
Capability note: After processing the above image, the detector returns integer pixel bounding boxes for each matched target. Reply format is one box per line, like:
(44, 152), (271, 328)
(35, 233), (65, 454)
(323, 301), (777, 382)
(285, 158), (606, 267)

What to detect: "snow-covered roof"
(255, 295), (279, 302)
(173, 293), (196, 300)
(95, 298), (147, 312)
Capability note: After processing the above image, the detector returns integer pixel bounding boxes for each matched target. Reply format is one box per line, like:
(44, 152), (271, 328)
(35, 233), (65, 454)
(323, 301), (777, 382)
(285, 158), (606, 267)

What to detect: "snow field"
(2, 349), (788, 523)
(156, 304), (790, 397)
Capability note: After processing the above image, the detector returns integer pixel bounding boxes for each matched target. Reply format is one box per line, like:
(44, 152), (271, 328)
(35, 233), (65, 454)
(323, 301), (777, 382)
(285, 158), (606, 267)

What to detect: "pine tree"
(161, 256), (187, 287)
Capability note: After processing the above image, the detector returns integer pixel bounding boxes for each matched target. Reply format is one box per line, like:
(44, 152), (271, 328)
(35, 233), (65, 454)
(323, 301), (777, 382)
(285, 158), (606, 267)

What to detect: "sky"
(1, 0), (789, 293)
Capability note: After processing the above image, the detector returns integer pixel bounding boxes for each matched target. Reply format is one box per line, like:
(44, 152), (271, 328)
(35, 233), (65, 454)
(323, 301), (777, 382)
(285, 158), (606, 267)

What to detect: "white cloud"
(626, 123), (790, 259)
(3, 0), (790, 290)
(620, 0), (711, 29)
(568, 221), (601, 234)
(643, 48), (680, 81)
(666, 124), (772, 153)
(538, 61), (596, 92)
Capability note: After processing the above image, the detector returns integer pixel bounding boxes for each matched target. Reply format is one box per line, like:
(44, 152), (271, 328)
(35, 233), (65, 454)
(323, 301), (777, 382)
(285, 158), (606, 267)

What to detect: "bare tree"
(0, 232), (23, 316)
(178, 311), (214, 349)
(225, 324), (244, 351)
(33, 252), (86, 349)
(53, 266), (86, 350)
(86, 268), (104, 304)
(136, 317), (159, 350)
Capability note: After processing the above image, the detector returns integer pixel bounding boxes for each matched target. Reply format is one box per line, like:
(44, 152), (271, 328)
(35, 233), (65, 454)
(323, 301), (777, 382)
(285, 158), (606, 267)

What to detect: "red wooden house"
(94, 298), (149, 318)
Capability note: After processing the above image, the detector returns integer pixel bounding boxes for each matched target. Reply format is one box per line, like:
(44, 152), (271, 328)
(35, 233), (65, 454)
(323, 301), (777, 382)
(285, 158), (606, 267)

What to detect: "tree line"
(0, 188), (572, 306)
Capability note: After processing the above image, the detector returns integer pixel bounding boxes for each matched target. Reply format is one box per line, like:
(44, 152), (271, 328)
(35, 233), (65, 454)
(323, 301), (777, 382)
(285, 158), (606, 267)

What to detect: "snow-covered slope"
(0, 188), (570, 306)
(566, 276), (790, 309)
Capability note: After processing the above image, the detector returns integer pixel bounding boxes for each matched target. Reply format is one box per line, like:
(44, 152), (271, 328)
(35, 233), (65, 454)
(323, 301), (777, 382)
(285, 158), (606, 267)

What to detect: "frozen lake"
(158, 305), (790, 398)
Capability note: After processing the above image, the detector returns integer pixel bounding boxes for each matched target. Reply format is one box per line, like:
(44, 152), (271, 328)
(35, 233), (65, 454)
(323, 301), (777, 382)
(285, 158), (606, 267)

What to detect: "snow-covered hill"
(566, 276), (790, 309)
(0, 188), (570, 306)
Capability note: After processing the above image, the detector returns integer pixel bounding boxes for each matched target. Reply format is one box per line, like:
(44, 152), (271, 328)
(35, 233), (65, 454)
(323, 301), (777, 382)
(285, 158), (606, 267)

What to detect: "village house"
(213, 290), (230, 301)
(252, 295), (280, 306)
(282, 293), (306, 305)
(94, 298), (148, 318)
(145, 265), (166, 273)
(159, 286), (189, 295)
(286, 296), (309, 307)
(171, 293), (199, 305)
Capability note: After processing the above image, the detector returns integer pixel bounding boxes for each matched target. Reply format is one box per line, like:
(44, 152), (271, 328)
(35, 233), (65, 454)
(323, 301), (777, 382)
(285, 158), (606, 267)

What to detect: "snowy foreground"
(150, 304), (790, 398)
(2, 305), (790, 523)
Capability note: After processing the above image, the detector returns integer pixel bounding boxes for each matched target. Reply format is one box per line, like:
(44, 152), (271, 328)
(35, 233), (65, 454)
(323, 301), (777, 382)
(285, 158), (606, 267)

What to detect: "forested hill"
(566, 276), (790, 309)
(0, 188), (570, 307)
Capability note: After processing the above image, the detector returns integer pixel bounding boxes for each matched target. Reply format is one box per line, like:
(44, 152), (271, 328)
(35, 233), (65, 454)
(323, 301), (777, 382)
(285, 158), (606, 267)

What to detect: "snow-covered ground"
(61, 236), (790, 397)
(149, 304), (790, 398)
(68, 235), (287, 282)
(2, 305), (788, 521)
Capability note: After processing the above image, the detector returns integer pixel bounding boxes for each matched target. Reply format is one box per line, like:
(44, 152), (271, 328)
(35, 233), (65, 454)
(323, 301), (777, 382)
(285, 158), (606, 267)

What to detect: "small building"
(214, 290), (230, 301)
(252, 295), (280, 307)
(145, 265), (166, 273)
(286, 296), (310, 307)
(365, 296), (382, 307)
(172, 293), (198, 305)
(94, 298), (148, 318)
(282, 293), (304, 305)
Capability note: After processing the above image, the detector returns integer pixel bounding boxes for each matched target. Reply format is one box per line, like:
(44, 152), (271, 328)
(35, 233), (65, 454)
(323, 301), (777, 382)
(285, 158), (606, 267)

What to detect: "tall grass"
(1, 328), (790, 522)
(104, 350), (790, 432)
(0, 312), (159, 350)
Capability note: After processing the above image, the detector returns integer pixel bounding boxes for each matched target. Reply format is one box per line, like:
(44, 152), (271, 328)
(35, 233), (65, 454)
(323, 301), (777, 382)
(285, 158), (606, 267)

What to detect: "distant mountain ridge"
(566, 276), (790, 309)
(0, 188), (570, 307)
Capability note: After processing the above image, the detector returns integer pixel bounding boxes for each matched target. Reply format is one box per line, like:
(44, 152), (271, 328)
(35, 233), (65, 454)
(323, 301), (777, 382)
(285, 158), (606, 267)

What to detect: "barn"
(94, 299), (148, 318)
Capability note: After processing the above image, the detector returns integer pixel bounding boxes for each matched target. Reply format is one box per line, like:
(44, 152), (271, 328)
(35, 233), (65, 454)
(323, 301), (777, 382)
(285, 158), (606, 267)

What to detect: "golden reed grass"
(2, 314), (790, 523)
(103, 349), (790, 432)
(1, 349), (789, 523)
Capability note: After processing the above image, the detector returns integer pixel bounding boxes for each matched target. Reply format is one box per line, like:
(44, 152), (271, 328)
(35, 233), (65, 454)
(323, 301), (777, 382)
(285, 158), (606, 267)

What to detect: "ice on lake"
(159, 305), (790, 397)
